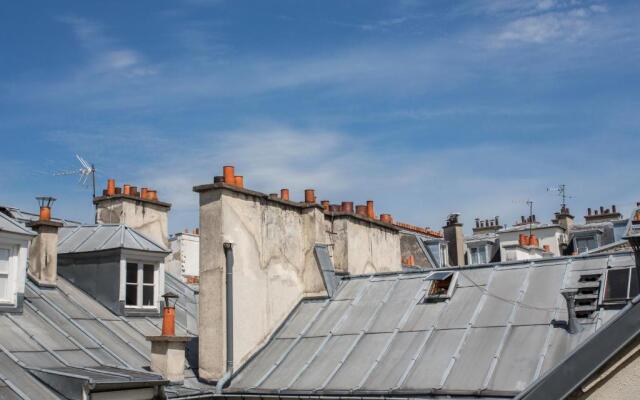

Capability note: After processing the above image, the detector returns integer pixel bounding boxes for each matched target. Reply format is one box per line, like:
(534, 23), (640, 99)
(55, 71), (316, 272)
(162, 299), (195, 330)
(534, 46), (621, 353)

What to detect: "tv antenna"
(513, 198), (535, 239)
(53, 154), (97, 198)
(547, 184), (572, 210)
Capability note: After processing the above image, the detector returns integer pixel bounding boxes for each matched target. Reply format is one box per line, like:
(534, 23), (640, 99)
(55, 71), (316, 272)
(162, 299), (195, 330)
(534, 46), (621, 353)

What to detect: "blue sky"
(1, 0), (639, 234)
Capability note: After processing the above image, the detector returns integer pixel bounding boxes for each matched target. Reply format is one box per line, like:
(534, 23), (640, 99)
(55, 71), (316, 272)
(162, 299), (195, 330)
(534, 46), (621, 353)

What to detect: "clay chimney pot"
(234, 176), (244, 188)
(107, 179), (116, 196)
(280, 189), (290, 201)
(341, 201), (354, 213)
(223, 166), (235, 185)
(304, 189), (316, 204)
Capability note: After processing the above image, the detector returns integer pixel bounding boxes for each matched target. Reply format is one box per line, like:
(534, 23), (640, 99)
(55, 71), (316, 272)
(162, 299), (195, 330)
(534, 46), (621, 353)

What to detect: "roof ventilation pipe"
(561, 289), (583, 334)
(217, 242), (234, 393)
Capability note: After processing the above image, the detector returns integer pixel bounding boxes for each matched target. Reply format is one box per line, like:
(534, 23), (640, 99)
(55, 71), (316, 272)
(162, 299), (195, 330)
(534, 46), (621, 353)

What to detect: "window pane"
(630, 268), (639, 298)
(605, 269), (630, 300)
(0, 274), (8, 300)
(576, 237), (597, 253)
(126, 263), (138, 283)
(126, 284), (138, 306)
(479, 247), (487, 263)
(143, 264), (154, 284)
(142, 286), (154, 306)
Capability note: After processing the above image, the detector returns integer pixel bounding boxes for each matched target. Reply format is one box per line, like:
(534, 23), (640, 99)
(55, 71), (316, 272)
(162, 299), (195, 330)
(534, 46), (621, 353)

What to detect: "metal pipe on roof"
(561, 289), (584, 334)
(217, 242), (234, 393)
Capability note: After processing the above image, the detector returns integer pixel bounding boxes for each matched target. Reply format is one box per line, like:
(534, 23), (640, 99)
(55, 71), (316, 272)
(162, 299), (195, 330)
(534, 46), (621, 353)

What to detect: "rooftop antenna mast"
(513, 198), (535, 239)
(53, 154), (97, 198)
(547, 184), (572, 210)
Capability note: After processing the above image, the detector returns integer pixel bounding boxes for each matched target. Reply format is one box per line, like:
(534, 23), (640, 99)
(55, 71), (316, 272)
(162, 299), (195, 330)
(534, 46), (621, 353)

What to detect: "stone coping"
(145, 335), (194, 342)
(93, 194), (172, 209)
(193, 182), (399, 231)
(26, 220), (64, 229)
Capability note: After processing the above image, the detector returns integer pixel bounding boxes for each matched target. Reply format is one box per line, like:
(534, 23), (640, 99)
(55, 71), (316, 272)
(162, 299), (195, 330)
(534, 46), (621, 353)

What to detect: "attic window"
(422, 271), (457, 302)
(603, 267), (639, 304)
(0, 247), (15, 303)
(125, 262), (158, 308)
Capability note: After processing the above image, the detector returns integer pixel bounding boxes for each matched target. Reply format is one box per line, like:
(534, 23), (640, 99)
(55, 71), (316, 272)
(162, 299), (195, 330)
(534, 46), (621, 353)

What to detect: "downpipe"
(217, 242), (234, 393)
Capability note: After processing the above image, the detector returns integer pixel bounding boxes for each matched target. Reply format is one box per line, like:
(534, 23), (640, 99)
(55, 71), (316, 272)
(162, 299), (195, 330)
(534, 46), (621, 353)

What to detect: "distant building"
(166, 229), (200, 282)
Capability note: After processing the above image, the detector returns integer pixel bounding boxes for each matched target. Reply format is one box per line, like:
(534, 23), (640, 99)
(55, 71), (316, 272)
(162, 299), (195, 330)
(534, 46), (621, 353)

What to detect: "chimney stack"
(443, 213), (464, 267)
(147, 292), (191, 383)
(27, 197), (62, 287)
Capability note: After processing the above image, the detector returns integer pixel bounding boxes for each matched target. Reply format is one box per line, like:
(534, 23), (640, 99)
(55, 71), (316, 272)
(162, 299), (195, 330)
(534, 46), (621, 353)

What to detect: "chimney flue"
(561, 289), (584, 334)
(107, 179), (116, 196)
(280, 188), (290, 201)
(234, 176), (244, 188)
(366, 200), (375, 219)
(223, 166), (235, 185)
(304, 189), (316, 204)
(341, 201), (354, 213)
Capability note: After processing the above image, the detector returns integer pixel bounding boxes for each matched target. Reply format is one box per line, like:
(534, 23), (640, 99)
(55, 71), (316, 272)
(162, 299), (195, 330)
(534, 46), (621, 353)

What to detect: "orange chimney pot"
(39, 207), (51, 221)
(341, 201), (354, 213)
(123, 184), (131, 195)
(223, 166), (235, 185)
(380, 214), (393, 224)
(304, 189), (316, 204)
(234, 176), (244, 188)
(106, 179), (116, 196)
(280, 188), (290, 201)
(366, 200), (375, 219)
(321, 200), (330, 210)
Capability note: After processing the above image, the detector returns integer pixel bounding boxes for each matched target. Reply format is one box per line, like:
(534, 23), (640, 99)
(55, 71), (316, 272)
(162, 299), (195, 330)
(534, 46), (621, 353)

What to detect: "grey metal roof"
(227, 253), (634, 397)
(516, 294), (640, 399)
(0, 275), (210, 399)
(0, 212), (36, 237)
(0, 205), (81, 227)
(58, 224), (169, 254)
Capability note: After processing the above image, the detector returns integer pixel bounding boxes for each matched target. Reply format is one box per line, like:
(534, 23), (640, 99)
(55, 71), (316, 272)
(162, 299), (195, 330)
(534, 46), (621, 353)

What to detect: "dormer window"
(125, 262), (158, 308)
(575, 235), (598, 253)
(423, 271), (457, 302)
(603, 267), (639, 304)
(469, 246), (488, 265)
(0, 247), (15, 303)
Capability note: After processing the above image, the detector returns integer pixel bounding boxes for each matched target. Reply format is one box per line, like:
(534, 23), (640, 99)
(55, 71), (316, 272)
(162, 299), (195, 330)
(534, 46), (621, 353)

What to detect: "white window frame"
(0, 244), (18, 305)
(124, 261), (159, 309)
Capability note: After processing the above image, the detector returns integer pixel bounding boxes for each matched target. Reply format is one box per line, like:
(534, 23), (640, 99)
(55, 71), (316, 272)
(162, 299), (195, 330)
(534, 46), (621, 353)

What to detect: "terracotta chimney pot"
(380, 214), (393, 224)
(107, 179), (116, 196)
(341, 201), (354, 213)
(321, 200), (330, 210)
(356, 205), (367, 217)
(543, 244), (551, 252)
(39, 207), (51, 221)
(304, 189), (316, 204)
(223, 166), (235, 185)
(280, 189), (290, 201)
(123, 184), (131, 195)
(141, 187), (149, 199)
(519, 233), (529, 246)
(366, 200), (375, 219)
(234, 176), (244, 188)
(529, 234), (539, 247)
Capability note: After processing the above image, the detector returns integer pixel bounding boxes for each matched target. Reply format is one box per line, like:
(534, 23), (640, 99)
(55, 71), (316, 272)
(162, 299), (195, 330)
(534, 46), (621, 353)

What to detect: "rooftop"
(227, 252), (634, 397)
(58, 224), (169, 254)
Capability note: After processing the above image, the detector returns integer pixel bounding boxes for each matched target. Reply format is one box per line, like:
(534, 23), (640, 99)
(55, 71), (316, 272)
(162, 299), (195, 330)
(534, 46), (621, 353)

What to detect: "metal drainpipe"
(216, 242), (234, 393)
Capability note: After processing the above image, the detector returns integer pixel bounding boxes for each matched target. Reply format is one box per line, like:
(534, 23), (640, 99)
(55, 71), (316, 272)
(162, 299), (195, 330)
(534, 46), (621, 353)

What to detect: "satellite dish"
(53, 154), (97, 197)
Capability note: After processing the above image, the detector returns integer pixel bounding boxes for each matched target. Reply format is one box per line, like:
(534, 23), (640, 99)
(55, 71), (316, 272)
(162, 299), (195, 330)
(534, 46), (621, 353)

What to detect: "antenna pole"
(91, 164), (96, 199)
(527, 200), (533, 239)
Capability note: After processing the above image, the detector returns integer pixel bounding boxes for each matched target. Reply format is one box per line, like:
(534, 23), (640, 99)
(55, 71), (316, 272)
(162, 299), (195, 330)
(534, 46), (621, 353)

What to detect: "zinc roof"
(0, 275), (208, 399)
(227, 253), (634, 397)
(0, 212), (36, 237)
(57, 224), (169, 254)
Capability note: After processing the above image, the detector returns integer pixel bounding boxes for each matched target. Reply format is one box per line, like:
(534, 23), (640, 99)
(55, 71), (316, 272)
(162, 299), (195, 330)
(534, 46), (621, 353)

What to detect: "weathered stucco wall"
(197, 186), (329, 381)
(96, 197), (170, 248)
(329, 217), (401, 275)
(28, 225), (59, 286)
